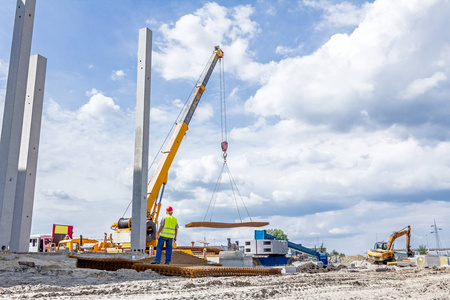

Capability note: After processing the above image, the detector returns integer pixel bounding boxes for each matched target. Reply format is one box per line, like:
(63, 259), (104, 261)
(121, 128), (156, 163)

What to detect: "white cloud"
(0, 59), (7, 116)
(275, 44), (304, 56)
(227, 118), (450, 207)
(153, 2), (270, 83)
(174, 155), (220, 187)
(245, 0), (450, 129)
(29, 89), (137, 236)
(145, 18), (159, 27)
(41, 188), (72, 200)
(175, 198), (450, 255)
(2, 0), (447, 255)
(78, 89), (122, 122)
(258, 200), (450, 255)
(402, 72), (447, 99)
(192, 102), (214, 123)
(302, 0), (371, 28)
(0, 59), (7, 81)
(111, 69), (126, 81)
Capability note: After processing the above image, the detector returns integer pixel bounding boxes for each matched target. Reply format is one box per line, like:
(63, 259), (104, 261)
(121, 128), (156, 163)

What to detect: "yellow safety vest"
(160, 215), (177, 238)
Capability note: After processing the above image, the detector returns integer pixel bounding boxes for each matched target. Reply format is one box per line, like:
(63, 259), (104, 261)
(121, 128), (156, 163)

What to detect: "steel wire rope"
(121, 67), (205, 219)
(226, 162), (253, 222)
(204, 54), (253, 223)
(204, 57), (228, 222)
(225, 161), (243, 222)
(204, 161), (226, 222)
(209, 176), (221, 221)
(204, 58), (226, 222)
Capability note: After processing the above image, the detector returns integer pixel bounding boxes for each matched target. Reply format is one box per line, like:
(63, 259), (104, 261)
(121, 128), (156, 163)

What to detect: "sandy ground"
(1, 251), (449, 299)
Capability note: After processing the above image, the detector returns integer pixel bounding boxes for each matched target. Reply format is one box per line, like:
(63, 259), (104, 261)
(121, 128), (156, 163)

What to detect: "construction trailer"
(29, 234), (52, 252)
(245, 230), (328, 266)
(28, 224), (73, 252)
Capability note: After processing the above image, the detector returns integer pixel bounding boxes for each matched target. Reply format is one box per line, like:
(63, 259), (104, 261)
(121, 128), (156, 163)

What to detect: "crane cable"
(203, 57), (253, 223)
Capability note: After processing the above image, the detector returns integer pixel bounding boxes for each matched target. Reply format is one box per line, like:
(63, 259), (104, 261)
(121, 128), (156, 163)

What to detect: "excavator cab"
(374, 242), (387, 250)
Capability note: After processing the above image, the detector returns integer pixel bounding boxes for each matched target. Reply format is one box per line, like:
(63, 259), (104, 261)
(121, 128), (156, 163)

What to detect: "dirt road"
(1, 252), (449, 299)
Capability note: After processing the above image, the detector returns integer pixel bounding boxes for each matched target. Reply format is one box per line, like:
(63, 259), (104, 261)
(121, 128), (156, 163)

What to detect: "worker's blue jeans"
(154, 236), (173, 264)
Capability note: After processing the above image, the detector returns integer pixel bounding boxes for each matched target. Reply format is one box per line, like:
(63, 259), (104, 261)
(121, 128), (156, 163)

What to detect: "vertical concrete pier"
(0, 0), (36, 250)
(10, 54), (47, 252)
(131, 28), (152, 251)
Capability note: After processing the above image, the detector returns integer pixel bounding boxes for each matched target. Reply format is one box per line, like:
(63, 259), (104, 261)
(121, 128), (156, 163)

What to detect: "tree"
(266, 229), (288, 241)
(418, 244), (427, 255)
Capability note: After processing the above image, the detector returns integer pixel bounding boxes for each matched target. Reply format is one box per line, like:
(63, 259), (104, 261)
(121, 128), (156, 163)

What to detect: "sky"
(1, 0), (450, 255)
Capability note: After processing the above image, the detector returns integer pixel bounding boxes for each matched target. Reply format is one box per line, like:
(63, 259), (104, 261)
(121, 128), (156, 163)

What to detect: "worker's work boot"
(151, 261), (159, 264)
(164, 262), (170, 265)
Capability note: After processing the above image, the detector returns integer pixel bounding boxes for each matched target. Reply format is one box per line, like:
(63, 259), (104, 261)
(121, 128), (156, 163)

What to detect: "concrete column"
(0, 0), (36, 250)
(10, 54), (46, 253)
(131, 28), (152, 251)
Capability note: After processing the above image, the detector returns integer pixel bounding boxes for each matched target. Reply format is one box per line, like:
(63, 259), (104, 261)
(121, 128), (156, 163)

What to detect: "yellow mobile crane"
(109, 46), (224, 251)
(367, 225), (414, 264)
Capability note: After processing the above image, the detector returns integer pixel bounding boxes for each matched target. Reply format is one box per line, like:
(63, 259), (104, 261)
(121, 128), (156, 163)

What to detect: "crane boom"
(146, 46), (224, 225)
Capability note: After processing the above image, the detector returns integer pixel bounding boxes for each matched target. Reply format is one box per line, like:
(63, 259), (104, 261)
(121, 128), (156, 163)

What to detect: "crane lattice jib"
(146, 46), (224, 219)
(386, 225), (411, 251)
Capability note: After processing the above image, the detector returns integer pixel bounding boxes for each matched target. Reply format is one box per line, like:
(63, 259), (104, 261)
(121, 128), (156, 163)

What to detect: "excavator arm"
(386, 225), (411, 251)
(146, 46), (224, 226)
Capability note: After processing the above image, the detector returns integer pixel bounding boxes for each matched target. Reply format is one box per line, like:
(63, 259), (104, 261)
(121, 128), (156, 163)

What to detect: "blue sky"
(1, 0), (450, 255)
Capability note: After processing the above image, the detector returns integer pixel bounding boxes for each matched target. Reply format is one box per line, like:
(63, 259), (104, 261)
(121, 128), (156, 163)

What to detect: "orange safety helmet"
(166, 206), (173, 213)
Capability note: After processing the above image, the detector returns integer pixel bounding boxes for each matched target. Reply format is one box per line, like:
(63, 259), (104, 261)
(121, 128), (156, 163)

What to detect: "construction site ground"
(1, 251), (449, 299)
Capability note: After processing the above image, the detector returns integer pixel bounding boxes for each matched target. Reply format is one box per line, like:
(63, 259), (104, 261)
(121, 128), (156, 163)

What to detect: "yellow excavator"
(108, 46), (225, 251)
(367, 225), (414, 264)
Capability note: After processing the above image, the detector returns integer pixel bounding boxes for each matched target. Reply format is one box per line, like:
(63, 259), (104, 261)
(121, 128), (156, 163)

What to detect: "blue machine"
(252, 230), (328, 266)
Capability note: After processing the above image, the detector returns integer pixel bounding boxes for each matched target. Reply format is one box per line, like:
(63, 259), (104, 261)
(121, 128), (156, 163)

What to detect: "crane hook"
(221, 141), (228, 162)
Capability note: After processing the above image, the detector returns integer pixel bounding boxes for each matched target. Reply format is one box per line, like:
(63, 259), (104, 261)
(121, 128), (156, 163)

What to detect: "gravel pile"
(296, 262), (347, 273)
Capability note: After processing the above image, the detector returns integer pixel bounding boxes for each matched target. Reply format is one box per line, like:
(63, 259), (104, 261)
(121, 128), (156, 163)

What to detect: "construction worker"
(151, 206), (178, 265)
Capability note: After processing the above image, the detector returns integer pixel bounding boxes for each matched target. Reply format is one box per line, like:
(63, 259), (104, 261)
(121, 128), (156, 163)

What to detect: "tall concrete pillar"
(10, 54), (46, 253)
(0, 0), (36, 250)
(131, 28), (152, 251)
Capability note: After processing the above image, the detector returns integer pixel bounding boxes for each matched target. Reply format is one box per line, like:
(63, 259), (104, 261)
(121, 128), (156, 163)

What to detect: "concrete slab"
(397, 261), (416, 267)
(416, 255), (441, 267)
(219, 251), (252, 267)
(281, 266), (297, 274)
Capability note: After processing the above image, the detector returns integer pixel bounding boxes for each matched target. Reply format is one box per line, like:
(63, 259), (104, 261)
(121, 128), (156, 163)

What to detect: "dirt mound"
(296, 262), (347, 273)
(339, 254), (368, 264)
